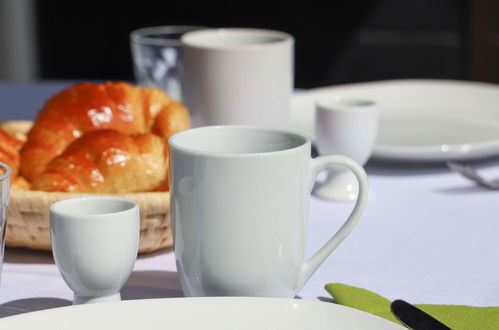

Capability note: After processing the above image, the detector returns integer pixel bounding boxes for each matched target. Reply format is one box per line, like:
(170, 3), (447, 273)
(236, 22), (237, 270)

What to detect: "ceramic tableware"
(290, 79), (499, 162)
(130, 25), (206, 101)
(181, 28), (294, 127)
(314, 97), (378, 201)
(50, 196), (139, 304)
(169, 126), (368, 298)
(0, 297), (405, 329)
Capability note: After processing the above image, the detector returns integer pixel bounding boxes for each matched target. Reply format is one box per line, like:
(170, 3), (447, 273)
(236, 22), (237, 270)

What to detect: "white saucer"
(0, 297), (404, 329)
(290, 79), (499, 162)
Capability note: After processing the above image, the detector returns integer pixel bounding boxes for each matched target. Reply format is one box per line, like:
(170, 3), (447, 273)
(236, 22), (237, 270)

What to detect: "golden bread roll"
(31, 129), (168, 193)
(21, 81), (190, 183)
(0, 128), (22, 175)
(0, 127), (31, 190)
(0, 120), (32, 142)
(12, 176), (30, 190)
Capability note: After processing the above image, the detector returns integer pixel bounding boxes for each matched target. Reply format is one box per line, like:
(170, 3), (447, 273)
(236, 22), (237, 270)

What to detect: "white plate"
(290, 79), (499, 162)
(0, 297), (404, 329)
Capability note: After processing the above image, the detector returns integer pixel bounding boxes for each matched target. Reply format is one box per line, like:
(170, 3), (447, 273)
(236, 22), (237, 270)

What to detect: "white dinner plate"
(290, 79), (499, 162)
(0, 297), (404, 329)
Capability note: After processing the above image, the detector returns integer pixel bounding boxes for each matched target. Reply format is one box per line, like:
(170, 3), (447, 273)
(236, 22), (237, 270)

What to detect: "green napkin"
(325, 283), (499, 330)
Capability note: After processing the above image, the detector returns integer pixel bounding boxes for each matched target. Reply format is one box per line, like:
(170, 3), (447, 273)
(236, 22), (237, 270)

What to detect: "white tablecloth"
(1, 81), (499, 318)
(1, 157), (499, 317)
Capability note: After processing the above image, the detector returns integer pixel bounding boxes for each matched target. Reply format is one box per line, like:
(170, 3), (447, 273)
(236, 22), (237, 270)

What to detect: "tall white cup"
(181, 28), (294, 127)
(169, 126), (368, 298)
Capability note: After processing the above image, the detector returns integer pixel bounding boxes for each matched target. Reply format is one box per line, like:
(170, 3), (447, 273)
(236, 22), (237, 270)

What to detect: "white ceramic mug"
(50, 196), (140, 304)
(169, 126), (368, 298)
(181, 28), (294, 127)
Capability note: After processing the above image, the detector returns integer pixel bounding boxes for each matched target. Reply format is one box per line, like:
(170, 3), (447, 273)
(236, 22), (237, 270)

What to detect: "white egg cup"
(50, 196), (140, 305)
(314, 97), (379, 202)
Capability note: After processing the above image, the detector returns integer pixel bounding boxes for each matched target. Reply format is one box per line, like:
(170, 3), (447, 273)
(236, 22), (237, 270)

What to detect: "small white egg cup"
(314, 96), (379, 202)
(50, 196), (140, 305)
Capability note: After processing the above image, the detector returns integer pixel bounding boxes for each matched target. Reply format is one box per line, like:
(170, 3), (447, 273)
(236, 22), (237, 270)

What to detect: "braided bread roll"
(21, 81), (190, 183)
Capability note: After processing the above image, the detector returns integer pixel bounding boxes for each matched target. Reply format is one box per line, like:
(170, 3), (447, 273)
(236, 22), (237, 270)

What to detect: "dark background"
(34, 0), (497, 88)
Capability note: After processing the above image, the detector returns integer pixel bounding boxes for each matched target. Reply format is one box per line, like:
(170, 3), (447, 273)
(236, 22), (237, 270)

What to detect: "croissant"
(0, 129), (22, 175)
(31, 129), (168, 193)
(0, 127), (30, 190)
(21, 81), (190, 183)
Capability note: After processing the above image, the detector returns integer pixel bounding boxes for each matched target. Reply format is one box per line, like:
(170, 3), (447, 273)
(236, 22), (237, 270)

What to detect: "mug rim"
(50, 196), (138, 219)
(181, 28), (294, 51)
(169, 125), (310, 158)
(130, 25), (207, 47)
(0, 162), (12, 182)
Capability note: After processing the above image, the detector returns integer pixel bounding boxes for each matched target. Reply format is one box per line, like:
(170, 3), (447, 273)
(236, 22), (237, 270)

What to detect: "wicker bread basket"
(2, 121), (172, 254)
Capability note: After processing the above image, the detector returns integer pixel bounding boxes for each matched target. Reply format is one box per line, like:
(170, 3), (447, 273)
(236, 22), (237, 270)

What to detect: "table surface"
(1, 80), (499, 318)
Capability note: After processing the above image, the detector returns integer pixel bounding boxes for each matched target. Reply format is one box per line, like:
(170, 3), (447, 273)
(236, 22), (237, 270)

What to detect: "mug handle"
(297, 154), (369, 290)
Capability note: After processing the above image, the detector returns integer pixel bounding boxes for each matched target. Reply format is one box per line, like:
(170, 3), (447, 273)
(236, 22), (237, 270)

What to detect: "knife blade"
(390, 299), (451, 330)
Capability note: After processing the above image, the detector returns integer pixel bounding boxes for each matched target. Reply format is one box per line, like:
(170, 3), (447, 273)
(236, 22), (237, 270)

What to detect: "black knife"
(390, 299), (451, 330)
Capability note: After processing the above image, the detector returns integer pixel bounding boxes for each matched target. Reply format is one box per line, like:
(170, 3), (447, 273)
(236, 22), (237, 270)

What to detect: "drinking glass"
(130, 25), (206, 102)
(0, 162), (11, 285)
